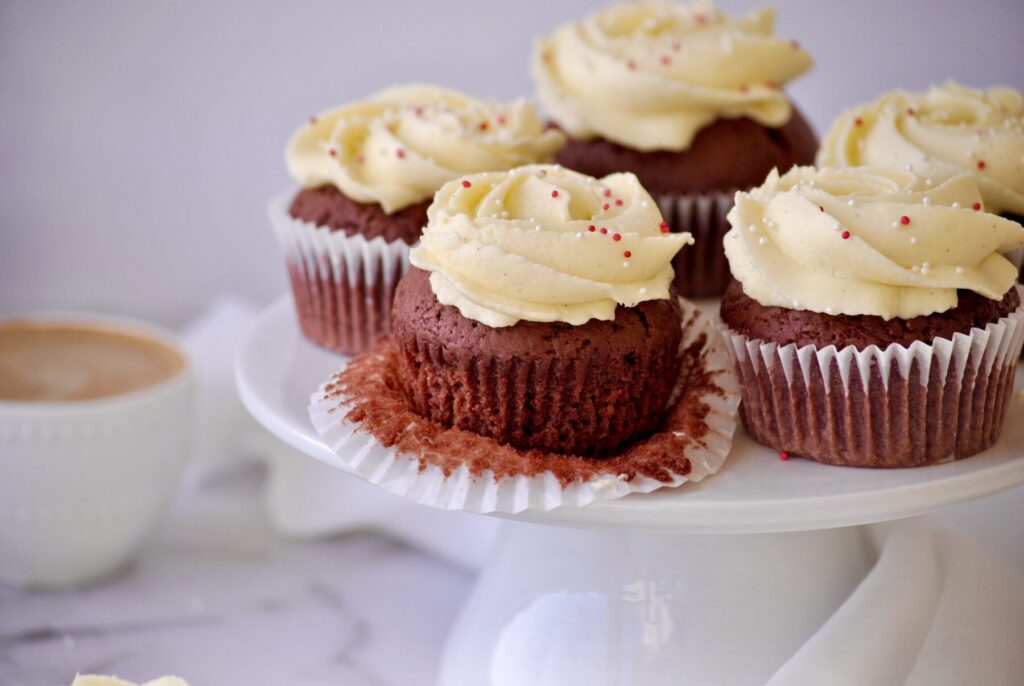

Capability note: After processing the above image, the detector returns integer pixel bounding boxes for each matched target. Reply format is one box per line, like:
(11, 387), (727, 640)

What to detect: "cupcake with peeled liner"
(272, 84), (564, 355)
(309, 164), (744, 512)
(817, 82), (1024, 222)
(720, 165), (1024, 468)
(532, 0), (817, 297)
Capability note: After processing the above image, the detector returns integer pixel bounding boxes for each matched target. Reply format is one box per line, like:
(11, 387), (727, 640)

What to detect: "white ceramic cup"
(0, 313), (196, 588)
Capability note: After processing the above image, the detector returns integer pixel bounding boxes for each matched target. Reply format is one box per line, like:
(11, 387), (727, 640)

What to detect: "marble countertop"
(0, 466), (473, 686)
(2, 460), (1022, 686)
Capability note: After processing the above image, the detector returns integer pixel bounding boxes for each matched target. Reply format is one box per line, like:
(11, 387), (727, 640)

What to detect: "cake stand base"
(439, 521), (877, 686)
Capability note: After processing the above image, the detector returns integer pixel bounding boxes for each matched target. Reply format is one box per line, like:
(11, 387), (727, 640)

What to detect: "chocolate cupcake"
(272, 84), (564, 354)
(720, 165), (1024, 467)
(817, 81), (1024, 272)
(532, 1), (817, 297)
(397, 164), (693, 455)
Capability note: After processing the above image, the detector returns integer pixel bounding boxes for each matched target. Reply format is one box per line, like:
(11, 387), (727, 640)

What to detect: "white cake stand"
(237, 296), (1024, 686)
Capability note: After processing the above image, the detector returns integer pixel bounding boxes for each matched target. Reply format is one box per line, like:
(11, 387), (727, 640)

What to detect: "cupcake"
(817, 82), (1024, 223)
(721, 165), (1024, 467)
(273, 84), (564, 354)
(531, 0), (817, 297)
(396, 164), (693, 455)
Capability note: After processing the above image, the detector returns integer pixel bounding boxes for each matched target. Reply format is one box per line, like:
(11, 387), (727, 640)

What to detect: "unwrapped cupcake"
(532, 0), (817, 297)
(273, 84), (564, 354)
(720, 165), (1024, 468)
(310, 165), (742, 512)
(817, 82), (1024, 222)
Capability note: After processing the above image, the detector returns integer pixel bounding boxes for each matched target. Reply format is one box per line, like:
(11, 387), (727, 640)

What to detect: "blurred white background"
(2, 0), (1023, 325)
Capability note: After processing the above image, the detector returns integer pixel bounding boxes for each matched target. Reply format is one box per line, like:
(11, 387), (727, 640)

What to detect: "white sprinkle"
(792, 300), (801, 308)
(952, 201), (961, 208)
(534, 224), (542, 231)
(825, 306), (834, 314)
(892, 221), (900, 229)
(956, 266), (964, 274)
(912, 265), (920, 272)
(641, 200), (649, 208)
(921, 265), (931, 275)
(922, 261), (931, 269)
(847, 199), (855, 206)
(622, 261), (630, 268)
(501, 211), (509, 218)
(910, 236), (918, 244)
(748, 224), (758, 233)
(575, 232), (583, 239)
(758, 236), (767, 245)
(639, 287), (647, 296)
(966, 149), (974, 157)
(905, 163), (914, 172)
(923, 197), (931, 205)
(925, 178), (933, 185)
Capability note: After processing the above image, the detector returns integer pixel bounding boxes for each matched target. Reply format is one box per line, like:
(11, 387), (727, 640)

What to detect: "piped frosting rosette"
(410, 164), (693, 326)
(817, 82), (1024, 217)
(722, 166), (1024, 466)
(308, 166), (740, 513)
(532, 1), (813, 151)
(287, 84), (565, 213)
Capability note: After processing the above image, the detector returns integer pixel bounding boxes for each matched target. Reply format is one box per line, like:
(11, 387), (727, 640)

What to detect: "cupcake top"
(724, 165), (1024, 320)
(531, 1), (813, 152)
(409, 164), (693, 327)
(817, 82), (1024, 216)
(286, 84), (565, 213)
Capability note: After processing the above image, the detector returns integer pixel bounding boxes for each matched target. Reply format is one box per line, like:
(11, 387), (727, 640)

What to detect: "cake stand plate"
(237, 296), (1024, 685)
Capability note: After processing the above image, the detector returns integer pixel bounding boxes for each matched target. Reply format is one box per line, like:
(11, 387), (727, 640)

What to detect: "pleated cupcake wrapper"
(268, 191), (412, 355)
(723, 286), (1024, 467)
(307, 299), (740, 514)
(656, 189), (736, 298)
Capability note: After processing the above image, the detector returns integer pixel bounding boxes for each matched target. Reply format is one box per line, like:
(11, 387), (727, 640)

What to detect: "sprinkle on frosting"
(531, 1), (813, 151)
(723, 166), (1024, 320)
(817, 82), (1024, 216)
(410, 164), (693, 327)
(286, 84), (565, 213)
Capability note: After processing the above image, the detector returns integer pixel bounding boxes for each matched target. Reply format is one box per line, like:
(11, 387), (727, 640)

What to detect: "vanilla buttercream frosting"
(409, 165), (693, 327)
(817, 82), (1024, 216)
(286, 84), (565, 213)
(724, 166), (1024, 320)
(531, 1), (813, 152)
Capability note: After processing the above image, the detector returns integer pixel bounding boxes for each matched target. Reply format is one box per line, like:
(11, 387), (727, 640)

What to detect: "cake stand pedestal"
(237, 297), (1024, 685)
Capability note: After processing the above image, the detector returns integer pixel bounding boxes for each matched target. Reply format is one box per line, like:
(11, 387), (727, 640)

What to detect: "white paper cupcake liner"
(656, 189), (736, 298)
(307, 298), (740, 514)
(268, 191), (412, 355)
(724, 286), (1024, 467)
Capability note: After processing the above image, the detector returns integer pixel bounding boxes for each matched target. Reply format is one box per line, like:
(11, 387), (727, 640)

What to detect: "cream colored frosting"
(71, 677), (189, 686)
(286, 84), (565, 213)
(724, 166), (1024, 320)
(818, 82), (1024, 216)
(531, 1), (813, 152)
(410, 164), (693, 327)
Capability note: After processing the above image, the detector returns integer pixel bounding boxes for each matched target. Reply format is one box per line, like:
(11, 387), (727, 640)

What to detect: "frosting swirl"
(724, 166), (1024, 320)
(286, 84), (565, 213)
(531, 1), (813, 151)
(409, 165), (693, 327)
(817, 82), (1024, 216)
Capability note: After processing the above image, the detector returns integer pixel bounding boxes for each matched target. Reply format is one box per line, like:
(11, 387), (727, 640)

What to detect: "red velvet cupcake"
(272, 84), (564, 354)
(532, 1), (817, 297)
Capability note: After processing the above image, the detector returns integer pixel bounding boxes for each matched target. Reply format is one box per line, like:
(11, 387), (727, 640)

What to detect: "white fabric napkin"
(181, 297), (500, 572)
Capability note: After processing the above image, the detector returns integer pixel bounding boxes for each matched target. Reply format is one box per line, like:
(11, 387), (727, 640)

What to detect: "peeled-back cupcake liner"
(307, 298), (740, 514)
(724, 286), (1024, 468)
(268, 191), (412, 355)
(656, 189), (736, 298)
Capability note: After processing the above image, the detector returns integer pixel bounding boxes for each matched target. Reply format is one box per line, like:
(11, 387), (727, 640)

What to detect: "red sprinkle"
(603, 203), (610, 211)
(626, 59), (637, 71)
(765, 79), (776, 89)
(671, 40), (681, 52)
(461, 180), (472, 188)
(900, 215), (910, 225)
(478, 121), (489, 131)
(659, 222), (670, 234)
(615, 199), (623, 206)
(396, 148), (406, 159)
(588, 225), (596, 232)
(309, 116), (318, 125)
(819, 206), (824, 212)
(612, 233), (621, 241)
(603, 189), (612, 198)
(327, 148), (337, 157)
(696, 13), (707, 23)
(739, 84), (749, 93)
(599, 227), (608, 235)
(623, 250), (632, 258)
(790, 39), (801, 49)
(551, 190), (559, 198)
(972, 202), (982, 211)
(841, 230), (851, 240)
(977, 160), (987, 170)
(906, 107), (916, 116)
(854, 117), (864, 126)
(779, 451), (790, 461)
(497, 115), (507, 126)
(660, 55), (671, 66)
(414, 106), (424, 116)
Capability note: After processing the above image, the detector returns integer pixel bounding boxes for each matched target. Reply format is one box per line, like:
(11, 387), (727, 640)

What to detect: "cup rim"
(0, 310), (195, 413)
